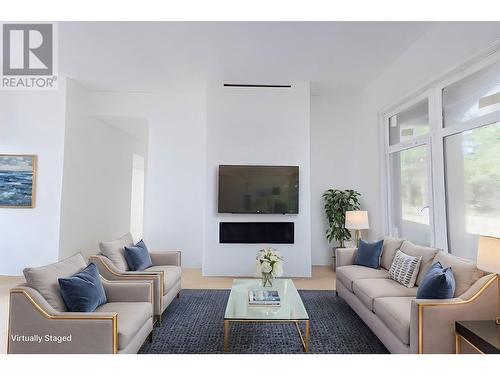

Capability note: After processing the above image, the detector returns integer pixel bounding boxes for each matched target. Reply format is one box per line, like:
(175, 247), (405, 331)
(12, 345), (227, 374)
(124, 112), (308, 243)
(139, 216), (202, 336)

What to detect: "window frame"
(380, 44), (500, 253)
(383, 91), (436, 247)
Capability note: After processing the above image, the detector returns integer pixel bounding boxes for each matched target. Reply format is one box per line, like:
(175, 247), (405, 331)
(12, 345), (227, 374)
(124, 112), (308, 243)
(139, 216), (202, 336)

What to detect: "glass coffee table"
(223, 278), (310, 352)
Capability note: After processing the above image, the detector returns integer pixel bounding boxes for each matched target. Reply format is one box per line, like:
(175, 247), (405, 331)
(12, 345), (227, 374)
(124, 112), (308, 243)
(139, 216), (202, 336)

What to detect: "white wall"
(130, 154), (146, 240)
(203, 82), (311, 276)
(0, 82), (67, 275)
(0, 79), (365, 275)
(58, 79), (149, 261)
(310, 92), (360, 265)
(86, 83), (314, 275)
(354, 23), (500, 242)
(0, 83), (207, 274)
(87, 88), (207, 268)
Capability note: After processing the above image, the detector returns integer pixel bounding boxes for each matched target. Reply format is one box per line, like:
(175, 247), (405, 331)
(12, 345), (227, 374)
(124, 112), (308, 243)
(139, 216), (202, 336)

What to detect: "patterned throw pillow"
(389, 250), (422, 288)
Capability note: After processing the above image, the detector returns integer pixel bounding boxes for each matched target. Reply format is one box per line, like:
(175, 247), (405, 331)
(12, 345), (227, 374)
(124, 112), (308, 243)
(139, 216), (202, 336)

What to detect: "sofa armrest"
(90, 255), (164, 315)
(8, 286), (118, 354)
(150, 250), (181, 267)
(89, 254), (127, 278)
(90, 255), (161, 280)
(102, 279), (153, 304)
(335, 247), (358, 267)
(409, 274), (498, 354)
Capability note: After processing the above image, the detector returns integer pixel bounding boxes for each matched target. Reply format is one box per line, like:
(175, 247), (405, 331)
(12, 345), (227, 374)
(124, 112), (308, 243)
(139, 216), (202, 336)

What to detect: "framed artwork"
(0, 154), (37, 208)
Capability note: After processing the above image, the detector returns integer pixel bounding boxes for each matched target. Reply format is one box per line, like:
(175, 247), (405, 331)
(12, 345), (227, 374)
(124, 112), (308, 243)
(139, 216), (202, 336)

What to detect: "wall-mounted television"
(218, 165), (299, 214)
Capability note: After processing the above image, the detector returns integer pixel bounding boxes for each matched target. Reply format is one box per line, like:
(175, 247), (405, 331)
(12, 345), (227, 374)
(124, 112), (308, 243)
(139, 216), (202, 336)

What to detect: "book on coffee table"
(248, 290), (281, 306)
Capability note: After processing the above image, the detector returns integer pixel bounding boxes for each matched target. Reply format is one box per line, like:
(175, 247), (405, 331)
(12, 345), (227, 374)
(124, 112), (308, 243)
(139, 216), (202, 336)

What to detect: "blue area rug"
(139, 289), (388, 354)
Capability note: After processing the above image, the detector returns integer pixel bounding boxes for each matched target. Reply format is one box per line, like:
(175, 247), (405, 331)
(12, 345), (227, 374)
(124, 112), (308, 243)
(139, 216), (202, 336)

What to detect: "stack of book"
(248, 290), (281, 306)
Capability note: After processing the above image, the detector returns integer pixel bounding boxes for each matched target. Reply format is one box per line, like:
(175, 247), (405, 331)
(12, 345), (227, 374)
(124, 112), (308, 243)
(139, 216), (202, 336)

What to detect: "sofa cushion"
(124, 240), (153, 271)
(99, 233), (134, 271)
(389, 250), (422, 288)
(352, 278), (418, 311)
(433, 251), (485, 297)
(373, 297), (413, 345)
(380, 237), (405, 270)
(336, 265), (389, 292)
(354, 239), (384, 269)
(58, 263), (108, 312)
(417, 261), (456, 299)
(95, 302), (152, 350)
(400, 241), (440, 285)
(146, 265), (182, 293)
(23, 253), (87, 311)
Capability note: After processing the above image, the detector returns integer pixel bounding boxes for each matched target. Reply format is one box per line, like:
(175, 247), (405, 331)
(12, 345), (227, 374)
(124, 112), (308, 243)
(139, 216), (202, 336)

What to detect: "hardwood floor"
(181, 266), (335, 290)
(0, 266), (335, 353)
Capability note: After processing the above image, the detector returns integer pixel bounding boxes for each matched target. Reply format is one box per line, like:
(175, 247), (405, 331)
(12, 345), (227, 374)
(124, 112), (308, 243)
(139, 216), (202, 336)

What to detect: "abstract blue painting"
(0, 155), (36, 208)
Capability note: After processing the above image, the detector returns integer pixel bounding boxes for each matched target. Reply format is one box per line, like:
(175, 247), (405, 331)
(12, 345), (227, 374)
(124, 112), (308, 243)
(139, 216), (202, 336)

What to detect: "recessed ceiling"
(59, 21), (435, 94)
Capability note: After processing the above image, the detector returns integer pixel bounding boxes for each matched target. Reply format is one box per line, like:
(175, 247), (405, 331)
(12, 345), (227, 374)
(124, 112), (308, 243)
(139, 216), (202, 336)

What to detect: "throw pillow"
(354, 239), (384, 269)
(389, 250), (422, 288)
(433, 251), (482, 297)
(58, 263), (107, 312)
(23, 253), (88, 311)
(135, 239), (148, 252)
(99, 232), (134, 271)
(124, 239), (153, 271)
(417, 262), (456, 299)
(399, 241), (439, 286)
(380, 237), (404, 270)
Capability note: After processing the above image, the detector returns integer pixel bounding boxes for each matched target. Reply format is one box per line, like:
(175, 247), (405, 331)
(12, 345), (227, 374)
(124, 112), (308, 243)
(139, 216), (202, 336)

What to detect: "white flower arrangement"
(256, 248), (284, 286)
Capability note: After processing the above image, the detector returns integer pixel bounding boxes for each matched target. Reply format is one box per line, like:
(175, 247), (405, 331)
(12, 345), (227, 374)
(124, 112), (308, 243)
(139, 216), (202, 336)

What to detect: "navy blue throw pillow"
(124, 239), (153, 271)
(58, 263), (107, 312)
(354, 239), (384, 269)
(136, 239), (148, 252)
(417, 262), (456, 299)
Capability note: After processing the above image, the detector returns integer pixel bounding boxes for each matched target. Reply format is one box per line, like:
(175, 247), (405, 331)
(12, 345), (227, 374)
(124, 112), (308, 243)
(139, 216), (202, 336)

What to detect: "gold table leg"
(224, 320), (230, 352)
(294, 320), (310, 353)
(225, 319), (310, 353)
(455, 333), (461, 354)
(305, 320), (310, 353)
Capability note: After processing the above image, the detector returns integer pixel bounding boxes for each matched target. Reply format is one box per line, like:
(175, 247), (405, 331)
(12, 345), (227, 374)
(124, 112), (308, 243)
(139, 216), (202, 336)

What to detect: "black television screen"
(218, 165), (299, 214)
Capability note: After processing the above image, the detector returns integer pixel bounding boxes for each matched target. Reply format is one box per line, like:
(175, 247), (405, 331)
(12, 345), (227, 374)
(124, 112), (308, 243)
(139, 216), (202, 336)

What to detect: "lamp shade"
(345, 210), (369, 230)
(477, 236), (500, 274)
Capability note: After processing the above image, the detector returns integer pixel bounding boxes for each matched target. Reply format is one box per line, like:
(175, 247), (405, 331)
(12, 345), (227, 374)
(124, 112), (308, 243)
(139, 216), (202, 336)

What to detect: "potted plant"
(323, 189), (361, 268)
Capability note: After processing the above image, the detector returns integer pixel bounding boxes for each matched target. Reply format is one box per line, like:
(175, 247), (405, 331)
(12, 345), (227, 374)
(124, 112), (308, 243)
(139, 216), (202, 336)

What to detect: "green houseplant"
(323, 189), (361, 248)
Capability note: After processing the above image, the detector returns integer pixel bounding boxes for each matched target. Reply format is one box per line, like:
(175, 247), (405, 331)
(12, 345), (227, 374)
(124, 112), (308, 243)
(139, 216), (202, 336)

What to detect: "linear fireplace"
(219, 222), (294, 244)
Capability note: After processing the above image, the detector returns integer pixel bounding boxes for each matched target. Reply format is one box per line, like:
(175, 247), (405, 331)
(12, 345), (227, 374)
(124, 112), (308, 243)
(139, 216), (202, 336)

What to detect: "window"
(386, 96), (433, 246)
(383, 51), (500, 259)
(390, 145), (431, 245)
(445, 122), (500, 259)
(442, 59), (500, 259)
(389, 99), (430, 145)
(443, 60), (500, 127)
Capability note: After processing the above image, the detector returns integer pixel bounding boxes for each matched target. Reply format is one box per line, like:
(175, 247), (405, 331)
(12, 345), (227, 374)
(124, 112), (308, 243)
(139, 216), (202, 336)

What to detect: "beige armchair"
(90, 245), (181, 325)
(8, 255), (154, 354)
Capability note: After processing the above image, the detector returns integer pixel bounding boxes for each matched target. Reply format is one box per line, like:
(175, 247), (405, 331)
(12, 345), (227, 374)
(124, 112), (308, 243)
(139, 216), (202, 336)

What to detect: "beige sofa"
(8, 254), (154, 354)
(90, 233), (182, 324)
(335, 238), (498, 354)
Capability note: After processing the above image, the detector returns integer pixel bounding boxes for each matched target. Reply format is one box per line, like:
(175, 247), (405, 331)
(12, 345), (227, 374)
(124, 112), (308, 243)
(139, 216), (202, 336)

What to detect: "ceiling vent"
(223, 83), (292, 88)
